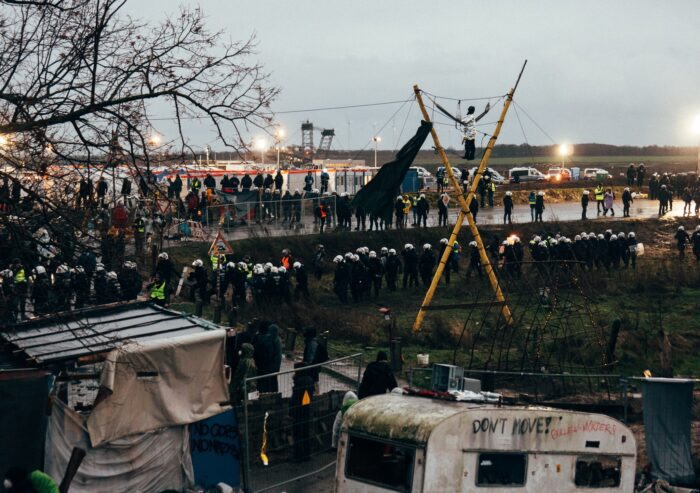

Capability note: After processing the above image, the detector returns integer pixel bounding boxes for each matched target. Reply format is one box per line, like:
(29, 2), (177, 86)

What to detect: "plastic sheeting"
(87, 329), (229, 447)
(45, 399), (194, 493)
(642, 378), (696, 485)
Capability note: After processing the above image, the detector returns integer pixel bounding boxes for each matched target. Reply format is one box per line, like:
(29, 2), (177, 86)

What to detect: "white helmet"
(610, 234), (618, 241)
(678, 225), (685, 231)
(352, 254), (360, 261)
(356, 247), (363, 253)
(550, 239), (558, 246)
(624, 187), (630, 191)
(404, 243), (413, 250)
(271, 266), (279, 274)
(506, 191), (513, 196)
(423, 243), (431, 250)
(107, 271), (118, 280)
(440, 238), (448, 245)
(227, 262), (235, 269)
(538, 191), (544, 196)
(538, 241), (547, 247)
(95, 263), (105, 272)
(0, 269), (13, 278)
(397, 195), (403, 200)
(605, 229), (613, 234)
(618, 232), (626, 239)
(583, 190), (590, 195)
(589, 232), (595, 238)
(74, 265), (85, 274)
(192, 259), (204, 268)
(380, 247), (388, 254)
(575, 235), (582, 241)
(514, 236), (521, 243)
(502, 241), (508, 245)
(56, 264), (69, 274)
(420, 193), (425, 199)
(469, 241), (477, 247)
(629, 232), (635, 238)
(264, 262), (273, 272)
(598, 234), (605, 240)
(237, 262), (247, 269)
(333, 255), (343, 263)
(253, 265), (264, 275)
(293, 261), (302, 269)
(369, 251), (377, 258)
(278, 266), (286, 274)
(124, 261), (137, 269)
(344, 252), (353, 259)
(533, 235), (541, 242)
(388, 248), (397, 255)
(158, 252), (169, 260)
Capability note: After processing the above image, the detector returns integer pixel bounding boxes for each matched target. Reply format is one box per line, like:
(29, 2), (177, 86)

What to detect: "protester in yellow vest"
(595, 185), (605, 214)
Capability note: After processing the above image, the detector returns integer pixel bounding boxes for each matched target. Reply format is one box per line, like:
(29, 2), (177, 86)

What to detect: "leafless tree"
(0, 0), (277, 266)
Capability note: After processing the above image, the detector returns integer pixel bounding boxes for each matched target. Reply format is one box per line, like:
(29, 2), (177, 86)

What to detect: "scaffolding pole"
(411, 60), (526, 332)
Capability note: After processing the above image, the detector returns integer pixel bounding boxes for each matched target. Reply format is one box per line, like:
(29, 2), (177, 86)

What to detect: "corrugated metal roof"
(0, 302), (221, 365)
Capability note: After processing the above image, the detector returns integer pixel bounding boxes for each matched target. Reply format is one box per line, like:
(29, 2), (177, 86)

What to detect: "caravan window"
(574, 455), (621, 488)
(476, 453), (526, 487)
(345, 435), (415, 492)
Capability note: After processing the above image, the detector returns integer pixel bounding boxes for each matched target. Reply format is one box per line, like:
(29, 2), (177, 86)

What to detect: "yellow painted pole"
(411, 62), (525, 332)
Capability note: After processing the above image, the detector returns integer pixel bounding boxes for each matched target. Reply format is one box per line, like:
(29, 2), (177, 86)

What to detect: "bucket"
(417, 353), (429, 366)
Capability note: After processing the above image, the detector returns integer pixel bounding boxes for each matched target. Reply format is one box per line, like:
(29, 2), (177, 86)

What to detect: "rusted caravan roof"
(345, 394), (484, 444)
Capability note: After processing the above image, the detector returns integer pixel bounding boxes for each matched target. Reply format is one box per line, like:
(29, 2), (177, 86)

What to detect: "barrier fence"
(408, 367), (630, 421)
(242, 353), (363, 493)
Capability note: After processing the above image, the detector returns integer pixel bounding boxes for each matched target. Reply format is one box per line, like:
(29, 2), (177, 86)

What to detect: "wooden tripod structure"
(411, 61), (527, 333)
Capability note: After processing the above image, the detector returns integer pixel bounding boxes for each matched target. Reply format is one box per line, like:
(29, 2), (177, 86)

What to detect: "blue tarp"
(190, 409), (241, 489)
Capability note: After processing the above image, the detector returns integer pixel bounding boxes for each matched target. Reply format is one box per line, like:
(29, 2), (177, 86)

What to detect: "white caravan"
(335, 394), (636, 493)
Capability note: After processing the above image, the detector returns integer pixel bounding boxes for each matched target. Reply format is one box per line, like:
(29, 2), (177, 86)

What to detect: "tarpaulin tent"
(46, 399), (194, 493)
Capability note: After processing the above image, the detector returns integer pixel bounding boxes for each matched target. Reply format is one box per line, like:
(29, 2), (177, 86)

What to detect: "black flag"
(351, 120), (432, 223)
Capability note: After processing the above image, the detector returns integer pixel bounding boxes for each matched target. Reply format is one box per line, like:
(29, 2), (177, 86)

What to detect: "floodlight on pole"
(254, 137), (268, 166)
(693, 115), (700, 175)
(559, 143), (572, 167)
(275, 127), (285, 169)
(373, 136), (382, 167)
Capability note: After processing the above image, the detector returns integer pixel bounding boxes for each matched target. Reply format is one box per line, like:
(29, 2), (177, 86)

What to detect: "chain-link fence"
(241, 353), (363, 493)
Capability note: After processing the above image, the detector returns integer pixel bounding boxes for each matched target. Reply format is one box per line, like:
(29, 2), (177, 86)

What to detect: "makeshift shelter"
(0, 302), (233, 493)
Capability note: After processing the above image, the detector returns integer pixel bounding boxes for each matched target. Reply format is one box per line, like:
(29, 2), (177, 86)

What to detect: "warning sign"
(208, 231), (234, 256)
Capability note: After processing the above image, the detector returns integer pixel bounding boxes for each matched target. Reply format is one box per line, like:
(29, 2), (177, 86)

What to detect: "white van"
(468, 167), (507, 184)
(509, 167), (546, 183)
(336, 394), (636, 493)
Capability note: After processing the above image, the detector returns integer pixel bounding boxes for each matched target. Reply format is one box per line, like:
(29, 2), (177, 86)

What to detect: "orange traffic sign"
(208, 231), (234, 256)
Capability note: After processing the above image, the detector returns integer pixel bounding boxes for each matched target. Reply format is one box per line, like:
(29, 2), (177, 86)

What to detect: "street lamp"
(373, 136), (382, 167)
(254, 138), (268, 166)
(275, 127), (286, 169)
(692, 115), (700, 175)
(558, 143), (571, 167)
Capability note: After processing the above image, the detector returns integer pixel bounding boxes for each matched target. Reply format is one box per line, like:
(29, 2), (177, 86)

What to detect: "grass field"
(163, 215), (700, 381)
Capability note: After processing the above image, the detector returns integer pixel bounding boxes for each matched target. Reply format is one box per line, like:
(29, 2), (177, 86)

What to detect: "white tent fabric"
(45, 399), (194, 493)
(87, 329), (229, 447)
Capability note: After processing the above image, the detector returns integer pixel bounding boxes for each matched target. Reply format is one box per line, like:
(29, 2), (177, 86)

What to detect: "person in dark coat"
(675, 226), (690, 258)
(581, 190), (589, 220)
(253, 323), (275, 392)
(418, 243), (436, 287)
(534, 191), (545, 222)
(268, 324), (282, 392)
(358, 351), (398, 399)
(291, 363), (315, 462)
(274, 171), (284, 191)
(241, 173), (253, 191)
(503, 191), (514, 224)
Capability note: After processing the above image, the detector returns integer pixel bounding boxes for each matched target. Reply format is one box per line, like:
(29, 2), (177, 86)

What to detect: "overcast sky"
(128, 0), (700, 151)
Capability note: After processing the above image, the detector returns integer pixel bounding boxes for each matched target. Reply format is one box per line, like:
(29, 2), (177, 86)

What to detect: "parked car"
(545, 167), (571, 182)
(582, 168), (610, 180)
(468, 167), (507, 184)
(411, 166), (435, 190)
(508, 167), (546, 183)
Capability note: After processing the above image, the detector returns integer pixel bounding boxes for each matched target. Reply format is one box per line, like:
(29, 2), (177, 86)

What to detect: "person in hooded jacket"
(358, 351), (398, 399)
(253, 324), (275, 393)
(331, 391), (358, 449)
(230, 343), (256, 404)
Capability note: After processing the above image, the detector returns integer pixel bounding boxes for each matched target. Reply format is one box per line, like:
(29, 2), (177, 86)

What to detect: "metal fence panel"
(242, 353), (363, 493)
